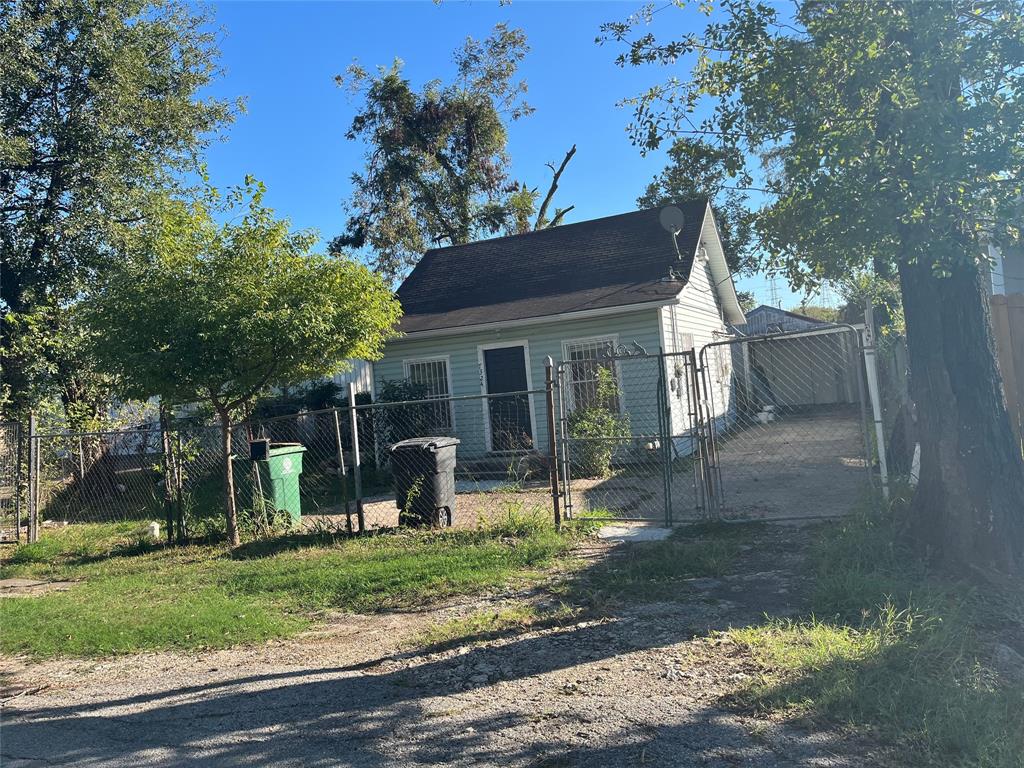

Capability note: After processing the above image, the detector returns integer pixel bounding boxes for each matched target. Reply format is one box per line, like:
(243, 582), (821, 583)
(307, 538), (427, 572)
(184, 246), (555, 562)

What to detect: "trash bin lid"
(267, 442), (306, 455)
(389, 436), (461, 452)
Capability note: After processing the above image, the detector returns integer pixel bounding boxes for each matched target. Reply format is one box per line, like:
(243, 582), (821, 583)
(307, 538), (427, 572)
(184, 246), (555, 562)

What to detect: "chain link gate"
(556, 346), (708, 524)
(696, 325), (873, 520)
(555, 326), (873, 526)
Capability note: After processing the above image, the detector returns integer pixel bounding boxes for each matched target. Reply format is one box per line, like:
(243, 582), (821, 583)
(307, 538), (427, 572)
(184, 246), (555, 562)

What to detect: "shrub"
(567, 368), (630, 477)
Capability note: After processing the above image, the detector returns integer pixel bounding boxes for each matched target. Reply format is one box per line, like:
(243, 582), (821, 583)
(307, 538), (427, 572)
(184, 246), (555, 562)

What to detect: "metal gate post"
(544, 357), (562, 528)
(13, 422), (22, 543)
(159, 409), (175, 545)
(347, 383), (365, 532)
(861, 306), (891, 502)
(331, 408), (352, 533)
(555, 362), (574, 520)
(27, 411), (38, 543)
(656, 350), (673, 526)
(173, 432), (186, 544)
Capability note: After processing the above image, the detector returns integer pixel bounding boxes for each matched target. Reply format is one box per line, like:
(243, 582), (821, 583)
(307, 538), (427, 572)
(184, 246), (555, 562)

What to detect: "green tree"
(638, 138), (757, 278)
(605, 1), (1024, 572)
(0, 0), (236, 422)
(790, 305), (840, 324)
(87, 182), (401, 546)
(332, 23), (575, 279)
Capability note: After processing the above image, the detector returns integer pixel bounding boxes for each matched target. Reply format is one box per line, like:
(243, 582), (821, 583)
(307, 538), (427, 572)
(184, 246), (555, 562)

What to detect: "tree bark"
(217, 407), (241, 548)
(898, 251), (1024, 574)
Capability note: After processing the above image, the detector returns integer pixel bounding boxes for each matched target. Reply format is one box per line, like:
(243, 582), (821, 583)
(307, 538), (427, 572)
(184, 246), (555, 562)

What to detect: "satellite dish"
(659, 205), (686, 235)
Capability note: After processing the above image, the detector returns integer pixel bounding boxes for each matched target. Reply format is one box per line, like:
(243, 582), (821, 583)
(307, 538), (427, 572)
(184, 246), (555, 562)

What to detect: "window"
(563, 337), (621, 412)
(404, 358), (453, 431)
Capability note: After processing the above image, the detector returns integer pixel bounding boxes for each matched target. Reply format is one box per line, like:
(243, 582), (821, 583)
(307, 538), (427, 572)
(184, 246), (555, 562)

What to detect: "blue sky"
(201, 0), (808, 307)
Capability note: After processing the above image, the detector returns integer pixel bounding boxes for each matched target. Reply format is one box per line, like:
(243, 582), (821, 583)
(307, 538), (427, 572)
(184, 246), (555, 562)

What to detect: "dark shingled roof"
(395, 200), (710, 334)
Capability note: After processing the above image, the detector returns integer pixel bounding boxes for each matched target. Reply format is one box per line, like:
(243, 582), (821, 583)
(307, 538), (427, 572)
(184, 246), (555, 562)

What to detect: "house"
(370, 201), (746, 459)
(737, 304), (837, 335)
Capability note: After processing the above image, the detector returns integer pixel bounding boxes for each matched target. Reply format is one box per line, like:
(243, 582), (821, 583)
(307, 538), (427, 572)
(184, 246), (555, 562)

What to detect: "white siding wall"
(332, 359), (375, 396)
(661, 258), (735, 438)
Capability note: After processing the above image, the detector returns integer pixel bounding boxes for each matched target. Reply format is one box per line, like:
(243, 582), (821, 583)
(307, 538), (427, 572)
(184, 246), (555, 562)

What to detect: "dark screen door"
(483, 346), (533, 451)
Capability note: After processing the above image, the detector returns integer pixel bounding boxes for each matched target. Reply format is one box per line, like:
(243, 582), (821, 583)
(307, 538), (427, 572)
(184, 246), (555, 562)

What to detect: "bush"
(567, 368), (630, 477)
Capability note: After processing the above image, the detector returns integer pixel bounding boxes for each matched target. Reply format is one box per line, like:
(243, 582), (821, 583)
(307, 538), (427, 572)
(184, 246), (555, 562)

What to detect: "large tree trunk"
(898, 253), (1024, 574)
(217, 408), (241, 548)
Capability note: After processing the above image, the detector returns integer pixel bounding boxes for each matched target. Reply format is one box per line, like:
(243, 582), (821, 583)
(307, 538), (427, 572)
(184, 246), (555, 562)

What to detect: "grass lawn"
(0, 514), (588, 658)
(725, 510), (1024, 768)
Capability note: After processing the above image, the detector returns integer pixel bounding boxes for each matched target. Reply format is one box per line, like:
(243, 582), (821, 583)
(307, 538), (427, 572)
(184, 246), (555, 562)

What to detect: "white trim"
(476, 340), (538, 452)
(402, 354), (456, 433)
(398, 299), (679, 341)
(697, 203), (746, 325)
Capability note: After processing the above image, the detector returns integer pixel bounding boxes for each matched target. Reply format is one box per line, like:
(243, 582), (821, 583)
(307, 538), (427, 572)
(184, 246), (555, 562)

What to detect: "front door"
(482, 345), (534, 451)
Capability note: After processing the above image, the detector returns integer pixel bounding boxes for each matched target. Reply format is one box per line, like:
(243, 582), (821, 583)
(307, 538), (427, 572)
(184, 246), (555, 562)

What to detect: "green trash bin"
(241, 441), (307, 527)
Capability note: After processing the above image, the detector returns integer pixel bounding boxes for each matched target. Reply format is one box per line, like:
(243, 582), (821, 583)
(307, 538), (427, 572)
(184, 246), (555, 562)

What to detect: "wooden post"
(347, 383), (365, 533)
(332, 408), (352, 534)
(544, 357), (562, 528)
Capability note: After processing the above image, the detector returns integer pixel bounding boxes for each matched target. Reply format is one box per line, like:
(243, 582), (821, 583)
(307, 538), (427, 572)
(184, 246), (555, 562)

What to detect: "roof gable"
(395, 200), (712, 334)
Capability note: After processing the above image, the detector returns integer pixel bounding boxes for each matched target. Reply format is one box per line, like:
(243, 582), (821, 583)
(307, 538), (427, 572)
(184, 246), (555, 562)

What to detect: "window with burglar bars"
(404, 357), (454, 431)
(563, 337), (621, 412)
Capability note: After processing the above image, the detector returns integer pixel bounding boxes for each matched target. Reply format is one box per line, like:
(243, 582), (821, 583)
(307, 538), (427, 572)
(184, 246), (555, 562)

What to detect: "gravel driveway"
(1, 525), (881, 767)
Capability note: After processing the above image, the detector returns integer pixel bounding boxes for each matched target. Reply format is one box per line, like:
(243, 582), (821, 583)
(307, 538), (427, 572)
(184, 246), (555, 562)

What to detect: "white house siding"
(332, 359), (375, 397)
(661, 258), (736, 442)
(374, 309), (664, 457)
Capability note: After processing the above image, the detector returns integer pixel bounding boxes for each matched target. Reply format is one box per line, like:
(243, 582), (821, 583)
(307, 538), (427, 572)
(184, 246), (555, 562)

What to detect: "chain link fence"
(9, 326), (877, 540)
(1, 422), (22, 542)
(698, 325), (873, 520)
(240, 388), (559, 533)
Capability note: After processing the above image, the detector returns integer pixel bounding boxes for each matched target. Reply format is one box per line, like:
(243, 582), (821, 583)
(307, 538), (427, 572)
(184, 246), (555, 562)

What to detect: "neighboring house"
(734, 304), (860, 410)
(332, 360), (374, 395)
(737, 305), (836, 335)
(988, 243), (1024, 297)
(370, 200), (746, 459)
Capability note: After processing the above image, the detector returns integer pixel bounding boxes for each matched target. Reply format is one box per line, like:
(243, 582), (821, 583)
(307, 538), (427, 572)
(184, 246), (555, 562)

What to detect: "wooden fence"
(992, 293), (1024, 448)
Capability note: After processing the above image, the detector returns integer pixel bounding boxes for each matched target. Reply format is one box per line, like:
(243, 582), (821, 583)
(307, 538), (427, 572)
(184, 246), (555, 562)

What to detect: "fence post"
(347, 383), (365, 532)
(862, 304), (891, 502)
(27, 411), (38, 543)
(159, 408), (175, 545)
(332, 408), (352, 533)
(544, 357), (562, 529)
(11, 422), (21, 544)
(174, 432), (186, 543)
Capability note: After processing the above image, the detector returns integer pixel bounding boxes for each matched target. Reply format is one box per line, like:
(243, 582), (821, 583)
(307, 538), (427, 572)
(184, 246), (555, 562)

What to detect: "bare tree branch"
(548, 205), (575, 228)
(534, 144), (576, 229)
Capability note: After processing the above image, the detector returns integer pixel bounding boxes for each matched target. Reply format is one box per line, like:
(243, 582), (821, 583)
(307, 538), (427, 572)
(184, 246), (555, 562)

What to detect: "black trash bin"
(389, 437), (460, 527)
